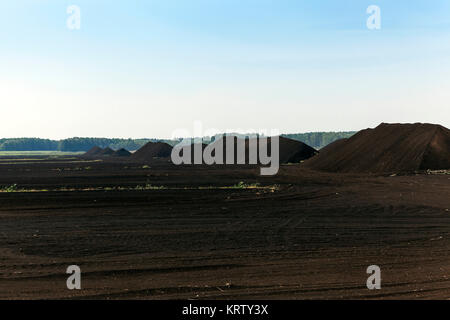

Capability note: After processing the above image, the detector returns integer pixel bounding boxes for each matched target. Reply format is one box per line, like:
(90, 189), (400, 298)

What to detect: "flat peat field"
(0, 156), (449, 299)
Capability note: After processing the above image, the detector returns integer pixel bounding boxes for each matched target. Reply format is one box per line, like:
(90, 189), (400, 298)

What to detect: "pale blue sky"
(1, 0), (449, 139)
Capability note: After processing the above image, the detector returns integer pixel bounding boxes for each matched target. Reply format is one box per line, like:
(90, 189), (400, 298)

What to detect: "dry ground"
(0, 156), (449, 299)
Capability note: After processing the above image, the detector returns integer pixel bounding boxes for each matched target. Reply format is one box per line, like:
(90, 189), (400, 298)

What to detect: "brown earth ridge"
(305, 123), (450, 173)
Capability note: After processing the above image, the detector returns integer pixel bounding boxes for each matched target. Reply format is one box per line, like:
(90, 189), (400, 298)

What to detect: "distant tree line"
(0, 132), (355, 152)
(0, 138), (59, 151)
(0, 138), (162, 152)
(281, 132), (356, 149)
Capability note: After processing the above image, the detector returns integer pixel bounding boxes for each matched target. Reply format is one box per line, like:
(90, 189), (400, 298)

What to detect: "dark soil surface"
(0, 156), (449, 299)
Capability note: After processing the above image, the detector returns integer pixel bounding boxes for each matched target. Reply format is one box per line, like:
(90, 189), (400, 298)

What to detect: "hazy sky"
(1, 0), (449, 139)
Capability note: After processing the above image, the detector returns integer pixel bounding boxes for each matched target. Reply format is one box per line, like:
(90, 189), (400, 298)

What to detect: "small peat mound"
(131, 142), (173, 161)
(114, 148), (132, 157)
(97, 147), (116, 157)
(305, 123), (450, 174)
(277, 136), (318, 163)
(83, 146), (104, 158)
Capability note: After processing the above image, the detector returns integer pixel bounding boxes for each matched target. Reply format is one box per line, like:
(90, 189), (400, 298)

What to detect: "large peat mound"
(185, 136), (317, 164)
(305, 123), (450, 173)
(131, 142), (173, 161)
